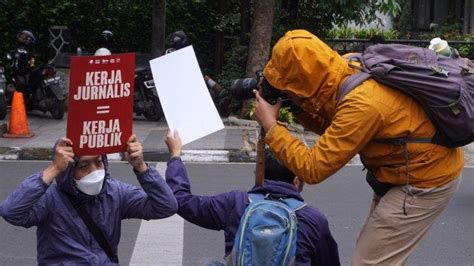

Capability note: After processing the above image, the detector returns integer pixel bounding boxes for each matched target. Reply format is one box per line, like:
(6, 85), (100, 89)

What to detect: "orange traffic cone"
(3, 91), (34, 138)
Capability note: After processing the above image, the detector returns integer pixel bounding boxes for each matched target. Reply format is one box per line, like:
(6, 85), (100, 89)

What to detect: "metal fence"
(326, 38), (474, 58)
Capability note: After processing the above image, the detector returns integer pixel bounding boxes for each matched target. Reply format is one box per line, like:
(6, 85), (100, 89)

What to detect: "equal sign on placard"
(96, 105), (110, 114)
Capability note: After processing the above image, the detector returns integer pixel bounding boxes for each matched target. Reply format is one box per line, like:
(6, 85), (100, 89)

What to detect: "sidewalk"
(0, 112), (317, 163)
(0, 112), (473, 166)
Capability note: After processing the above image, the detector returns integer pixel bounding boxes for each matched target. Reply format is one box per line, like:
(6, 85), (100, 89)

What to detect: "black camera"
(230, 71), (290, 106)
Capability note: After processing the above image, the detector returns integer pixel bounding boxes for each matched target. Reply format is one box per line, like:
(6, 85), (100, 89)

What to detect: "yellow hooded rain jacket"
(263, 30), (464, 188)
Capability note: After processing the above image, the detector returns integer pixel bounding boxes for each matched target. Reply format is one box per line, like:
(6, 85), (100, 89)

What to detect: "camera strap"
(255, 128), (265, 186)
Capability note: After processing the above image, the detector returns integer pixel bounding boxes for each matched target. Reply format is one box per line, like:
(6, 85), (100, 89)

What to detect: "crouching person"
(165, 131), (340, 265)
(0, 135), (178, 265)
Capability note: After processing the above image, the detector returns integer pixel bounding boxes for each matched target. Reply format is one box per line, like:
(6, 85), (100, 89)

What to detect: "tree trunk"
(240, 0), (275, 118)
(151, 0), (166, 58)
(245, 0), (275, 77)
(214, 0), (225, 75)
(240, 0), (251, 45)
(464, 0), (471, 34)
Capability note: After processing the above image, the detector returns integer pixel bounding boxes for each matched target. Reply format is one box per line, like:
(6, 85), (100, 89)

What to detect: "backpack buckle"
(431, 66), (449, 77)
(461, 66), (474, 75)
(449, 102), (461, 115)
(408, 53), (419, 64)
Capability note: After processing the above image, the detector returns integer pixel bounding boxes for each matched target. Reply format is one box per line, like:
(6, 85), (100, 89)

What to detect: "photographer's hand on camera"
(253, 89), (281, 132)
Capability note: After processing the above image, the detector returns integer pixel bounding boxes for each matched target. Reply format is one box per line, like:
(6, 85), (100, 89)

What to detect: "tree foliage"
(274, 0), (400, 38)
(0, 0), (399, 68)
(0, 0), (403, 121)
(0, 0), (401, 78)
(0, 0), (154, 63)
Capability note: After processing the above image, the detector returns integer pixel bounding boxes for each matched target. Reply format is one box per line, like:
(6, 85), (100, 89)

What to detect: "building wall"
(471, 2), (474, 33)
(433, 0), (449, 25)
(413, 0), (432, 30)
(411, 0), (464, 31)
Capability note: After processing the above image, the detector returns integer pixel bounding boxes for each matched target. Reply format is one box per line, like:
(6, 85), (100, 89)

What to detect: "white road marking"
(129, 162), (184, 265)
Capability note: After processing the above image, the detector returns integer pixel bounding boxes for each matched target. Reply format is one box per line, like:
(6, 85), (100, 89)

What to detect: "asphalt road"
(0, 161), (472, 265)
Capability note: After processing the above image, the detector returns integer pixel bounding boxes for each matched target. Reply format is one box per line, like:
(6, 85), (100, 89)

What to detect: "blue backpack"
(233, 193), (306, 266)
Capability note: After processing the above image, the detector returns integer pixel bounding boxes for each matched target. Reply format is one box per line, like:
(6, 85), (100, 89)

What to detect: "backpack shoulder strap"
(67, 195), (119, 264)
(248, 193), (306, 211)
(337, 72), (371, 104)
(280, 197), (307, 212)
(248, 192), (265, 203)
(374, 137), (433, 145)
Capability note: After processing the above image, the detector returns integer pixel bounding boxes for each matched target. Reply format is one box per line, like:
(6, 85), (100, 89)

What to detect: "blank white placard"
(149, 46), (224, 145)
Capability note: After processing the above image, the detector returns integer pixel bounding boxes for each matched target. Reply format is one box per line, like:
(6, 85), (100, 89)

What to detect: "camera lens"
(230, 77), (258, 100)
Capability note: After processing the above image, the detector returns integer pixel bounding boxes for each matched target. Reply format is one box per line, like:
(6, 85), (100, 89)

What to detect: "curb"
(0, 147), (259, 163)
(142, 149), (257, 163)
(0, 146), (361, 164)
(0, 146), (472, 166)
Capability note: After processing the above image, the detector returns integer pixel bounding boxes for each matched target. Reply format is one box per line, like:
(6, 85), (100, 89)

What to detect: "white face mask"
(74, 169), (105, 196)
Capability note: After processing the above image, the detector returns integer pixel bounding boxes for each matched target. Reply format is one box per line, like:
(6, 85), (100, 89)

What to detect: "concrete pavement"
(0, 111), (319, 163)
(0, 111), (473, 166)
(0, 161), (472, 265)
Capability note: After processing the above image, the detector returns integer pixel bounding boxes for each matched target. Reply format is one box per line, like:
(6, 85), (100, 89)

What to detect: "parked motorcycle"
(133, 31), (193, 121)
(92, 30), (219, 121)
(0, 65), (7, 119)
(92, 30), (163, 121)
(133, 66), (163, 121)
(6, 30), (67, 119)
(7, 61), (67, 120)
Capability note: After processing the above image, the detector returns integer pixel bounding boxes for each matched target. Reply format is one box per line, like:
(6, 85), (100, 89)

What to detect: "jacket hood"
(52, 141), (110, 201)
(263, 30), (350, 118)
(249, 180), (304, 202)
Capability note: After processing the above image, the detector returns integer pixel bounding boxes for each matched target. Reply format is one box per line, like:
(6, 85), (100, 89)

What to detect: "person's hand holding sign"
(165, 130), (182, 159)
(127, 135), (148, 173)
(42, 137), (74, 184)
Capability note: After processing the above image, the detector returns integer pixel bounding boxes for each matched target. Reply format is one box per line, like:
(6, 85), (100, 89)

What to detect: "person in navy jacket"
(165, 131), (340, 265)
(0, 135), (178, 265)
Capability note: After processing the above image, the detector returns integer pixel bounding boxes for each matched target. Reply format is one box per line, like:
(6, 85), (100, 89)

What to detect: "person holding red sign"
(0, 134), (178, 264)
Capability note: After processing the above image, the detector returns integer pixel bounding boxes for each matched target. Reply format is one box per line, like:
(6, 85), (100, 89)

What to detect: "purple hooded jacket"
(165, 157), (340, 266)
(0, 154), (178, 265)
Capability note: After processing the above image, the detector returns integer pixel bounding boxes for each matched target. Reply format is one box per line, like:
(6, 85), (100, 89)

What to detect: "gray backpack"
(338, 44), (474, 148)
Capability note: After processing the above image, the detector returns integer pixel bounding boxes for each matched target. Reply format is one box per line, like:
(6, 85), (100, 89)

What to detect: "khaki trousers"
(352, 176), (461, 266)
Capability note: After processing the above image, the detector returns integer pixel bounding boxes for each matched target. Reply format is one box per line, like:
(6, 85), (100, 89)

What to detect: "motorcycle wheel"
(144, 97), (164, 121)
(0, 94), (6, 120)
(50, 99), (66, 120)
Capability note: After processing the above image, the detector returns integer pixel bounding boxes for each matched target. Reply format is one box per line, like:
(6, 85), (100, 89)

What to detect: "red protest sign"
(67, 53), (135, 155)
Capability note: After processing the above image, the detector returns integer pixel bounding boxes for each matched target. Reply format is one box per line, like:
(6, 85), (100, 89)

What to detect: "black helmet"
(17, 30), (35, 46)
(101, 30), (113, 42)
(166, 31), (190, 51)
